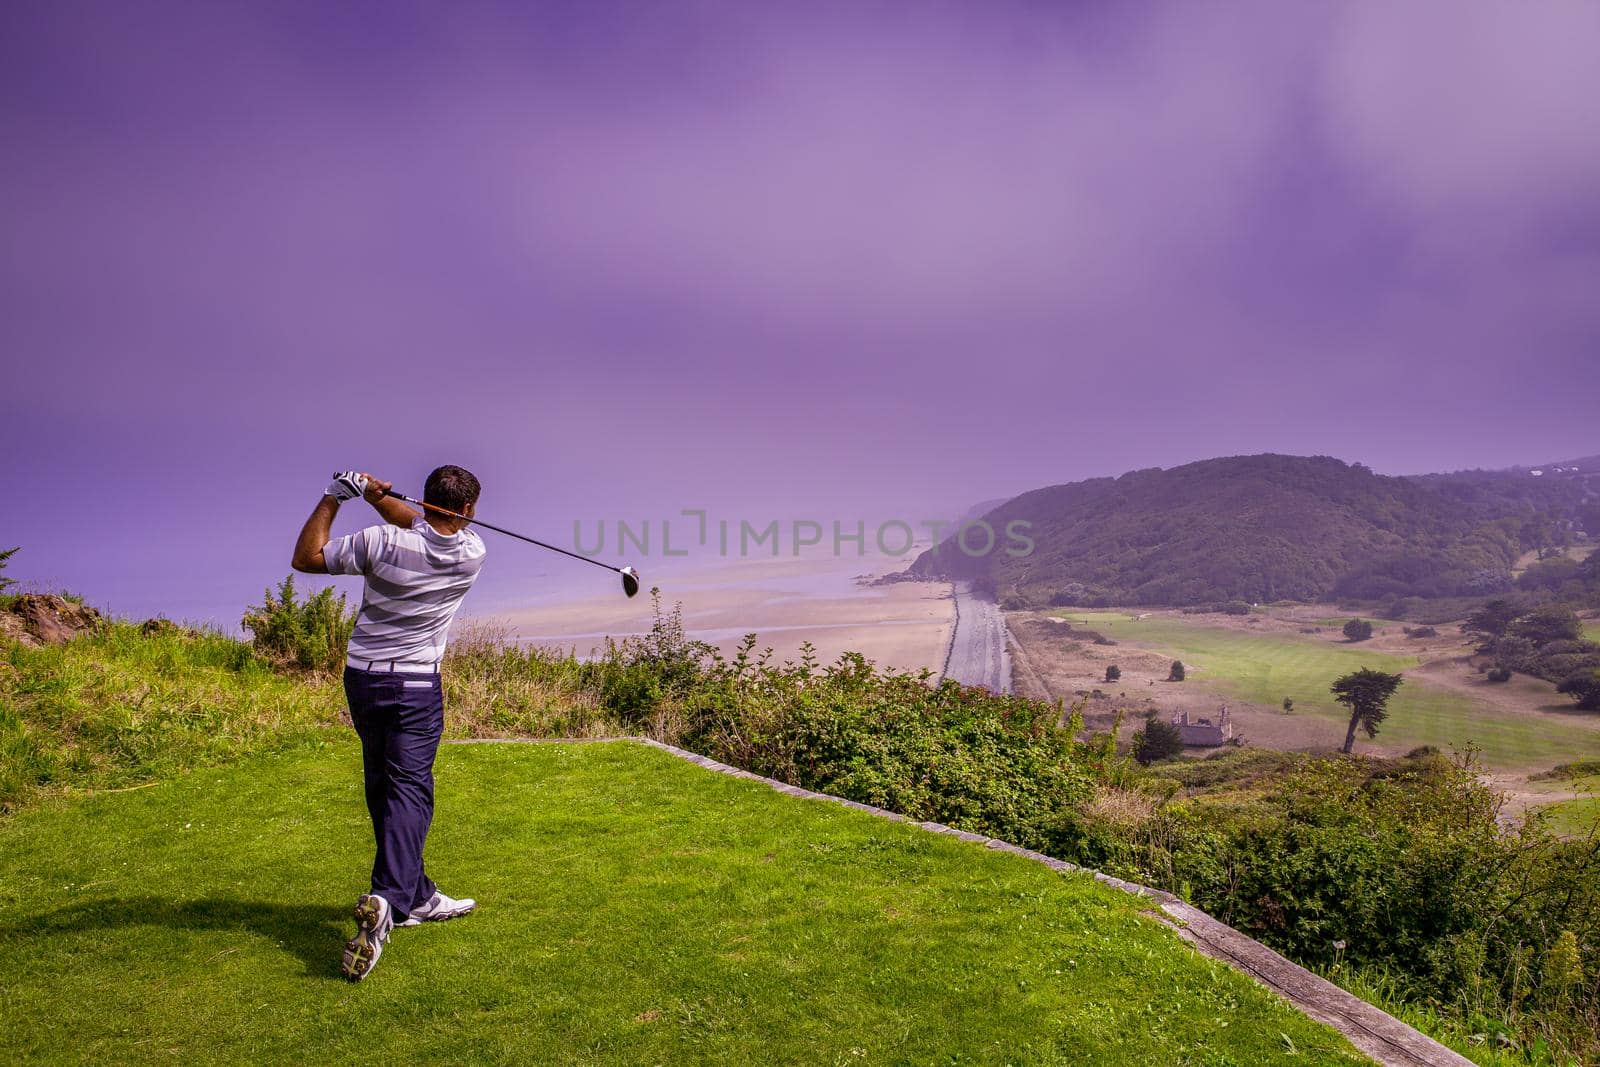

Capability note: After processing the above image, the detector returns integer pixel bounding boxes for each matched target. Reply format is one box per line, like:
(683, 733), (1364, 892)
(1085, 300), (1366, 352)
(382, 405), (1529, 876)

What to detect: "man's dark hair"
(424, 465), (481, 513)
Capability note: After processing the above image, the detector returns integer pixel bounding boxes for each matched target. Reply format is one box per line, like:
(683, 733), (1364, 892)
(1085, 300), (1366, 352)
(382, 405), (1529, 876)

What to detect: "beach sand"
(493, 551), (955, 676)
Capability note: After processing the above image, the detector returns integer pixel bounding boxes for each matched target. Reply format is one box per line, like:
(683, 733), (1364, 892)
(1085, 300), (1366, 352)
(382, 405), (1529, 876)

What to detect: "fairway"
(1525, 771), (1600, 838)
(1051, 611), (1600, 771)
(0, 740), (1362, 1065)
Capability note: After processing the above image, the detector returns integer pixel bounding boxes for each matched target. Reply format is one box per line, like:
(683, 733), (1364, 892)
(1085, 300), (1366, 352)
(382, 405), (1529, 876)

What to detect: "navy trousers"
(344, 667), (443, 920)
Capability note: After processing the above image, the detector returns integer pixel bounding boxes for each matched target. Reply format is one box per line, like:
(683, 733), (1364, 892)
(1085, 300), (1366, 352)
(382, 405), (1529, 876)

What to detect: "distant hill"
(907, 453), (1599, 607)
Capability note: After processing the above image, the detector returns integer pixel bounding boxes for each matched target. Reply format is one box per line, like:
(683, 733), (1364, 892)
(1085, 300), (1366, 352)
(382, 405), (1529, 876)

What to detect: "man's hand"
(361, 473), (394, 505)
(360, 472), (420, 528)
(326, 471), (368, 502)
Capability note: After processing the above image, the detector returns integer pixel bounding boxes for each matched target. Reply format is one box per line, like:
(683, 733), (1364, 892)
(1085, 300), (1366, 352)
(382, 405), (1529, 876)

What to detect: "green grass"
(1523, 768), (1600, 838)
(1051, 611), (1600, 771)
(1, 623), (346, 811)
(1538, 795), (1600, 837)
(1321, 964), (1560, 1067)
(0, 740), (1364, 1065)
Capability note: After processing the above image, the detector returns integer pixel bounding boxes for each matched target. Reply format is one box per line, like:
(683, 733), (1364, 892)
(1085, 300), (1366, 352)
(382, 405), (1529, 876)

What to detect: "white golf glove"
(326, 471), (368, 502)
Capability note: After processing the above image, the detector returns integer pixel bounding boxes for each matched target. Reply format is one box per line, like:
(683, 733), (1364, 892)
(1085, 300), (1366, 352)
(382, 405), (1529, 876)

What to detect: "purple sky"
(3, 1), (1598, 625)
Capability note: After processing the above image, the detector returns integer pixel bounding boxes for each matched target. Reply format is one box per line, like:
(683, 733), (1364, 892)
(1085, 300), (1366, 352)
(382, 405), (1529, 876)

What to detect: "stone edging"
(448, 736), (1472, 1067)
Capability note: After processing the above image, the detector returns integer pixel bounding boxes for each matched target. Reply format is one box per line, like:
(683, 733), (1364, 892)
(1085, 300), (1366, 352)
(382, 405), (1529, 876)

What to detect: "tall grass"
(1, 623), (345, 812)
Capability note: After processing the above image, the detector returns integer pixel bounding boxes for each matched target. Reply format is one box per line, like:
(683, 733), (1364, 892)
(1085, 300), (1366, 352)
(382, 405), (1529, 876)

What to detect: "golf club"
(377, 486), (641, 598)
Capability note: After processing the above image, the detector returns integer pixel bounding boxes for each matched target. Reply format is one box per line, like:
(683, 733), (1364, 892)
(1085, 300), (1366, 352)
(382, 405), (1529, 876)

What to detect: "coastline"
(496, 551), (957, 676)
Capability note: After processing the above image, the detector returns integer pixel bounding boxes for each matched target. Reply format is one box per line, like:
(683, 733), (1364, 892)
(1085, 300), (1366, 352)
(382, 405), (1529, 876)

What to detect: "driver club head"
(620, 566), (641, 598)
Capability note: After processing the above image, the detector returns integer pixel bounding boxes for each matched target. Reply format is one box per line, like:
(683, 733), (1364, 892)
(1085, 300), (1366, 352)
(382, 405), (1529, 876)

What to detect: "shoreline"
(496, 551), (956, 676)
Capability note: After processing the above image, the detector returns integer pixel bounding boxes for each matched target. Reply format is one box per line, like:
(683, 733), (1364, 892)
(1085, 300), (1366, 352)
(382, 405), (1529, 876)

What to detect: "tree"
(1517, 557), (1580, 592)
(1331, 668), (1404, 753)
(1507, 604), (1582, 646)
(1133, 716), (1185, 764)
(1557, 672), (1600, 711)
(0, 546), (17, 593)
(1462, 599), (1522, 643)
(1105, 664), (1121, 682)
(1168, 660), (1185, 681)
(1343, 618), (1373, 642)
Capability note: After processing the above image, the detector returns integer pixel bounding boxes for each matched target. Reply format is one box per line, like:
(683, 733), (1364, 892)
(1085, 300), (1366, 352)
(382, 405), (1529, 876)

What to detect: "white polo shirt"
(324, 516), (486, 666)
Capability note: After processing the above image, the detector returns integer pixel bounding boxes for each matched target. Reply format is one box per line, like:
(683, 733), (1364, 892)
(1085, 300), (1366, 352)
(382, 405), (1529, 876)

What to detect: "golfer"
(291, 466), (487, 980)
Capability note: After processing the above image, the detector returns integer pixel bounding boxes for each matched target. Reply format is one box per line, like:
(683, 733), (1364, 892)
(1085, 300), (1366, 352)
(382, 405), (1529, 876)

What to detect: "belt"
(345, 657), (441, 674)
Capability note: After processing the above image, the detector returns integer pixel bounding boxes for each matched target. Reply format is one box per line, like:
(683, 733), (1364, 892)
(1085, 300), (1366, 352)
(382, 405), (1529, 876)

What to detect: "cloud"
(1322, 1), (1600, 221)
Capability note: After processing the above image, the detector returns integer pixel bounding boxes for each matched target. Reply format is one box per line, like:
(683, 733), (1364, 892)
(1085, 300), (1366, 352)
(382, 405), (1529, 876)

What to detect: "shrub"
(1343, 618), (1374, 642)
(1557, 673), (1600, 711)
(1104, 664), (1121, 682)
(241, 576), (355, 672)
(1167, 660), (1185, 682)
(681, 651), (1095, 847)
(1282, 697), (1294, 713)
(1133, 715), (1184, 764)
(0, 545), (17, 595)
(1083, 755), (1600, 1062)
(1403, 625), (1439, 639)
(1221, 600), (1251, 615)
(1486, 667), (1512, 683)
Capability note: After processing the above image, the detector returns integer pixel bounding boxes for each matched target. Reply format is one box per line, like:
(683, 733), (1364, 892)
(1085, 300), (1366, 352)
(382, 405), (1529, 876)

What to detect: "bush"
(1167, 660), (1185, 682)
(0, 546), (18, 594)
(680, 651), (1095, 848)
(241, 576), (355, 672)
(1402, 625), (1438, 639)
(1133, 716), (1185, 764)
(1486, 666), (1512, 683)
(1343, 618), (1374, 642)
(1221, 600), (1251, 615)
(1081, 756), (1600, 1062)
(1282, 697), (1294, 712)
(1104, 664), (1120, 682)
(1557, 673), (1600, 711)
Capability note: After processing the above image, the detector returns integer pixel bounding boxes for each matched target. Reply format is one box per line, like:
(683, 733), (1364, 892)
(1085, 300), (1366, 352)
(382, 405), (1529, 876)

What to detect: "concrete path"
(940, 581), (1011, 692)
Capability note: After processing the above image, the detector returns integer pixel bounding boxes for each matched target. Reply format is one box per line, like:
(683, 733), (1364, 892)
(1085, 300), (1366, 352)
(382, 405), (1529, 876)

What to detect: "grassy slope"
(0, 625), (346, 810)
(0, 741), (1364, 1065)
(1051, 611), (1600, 770)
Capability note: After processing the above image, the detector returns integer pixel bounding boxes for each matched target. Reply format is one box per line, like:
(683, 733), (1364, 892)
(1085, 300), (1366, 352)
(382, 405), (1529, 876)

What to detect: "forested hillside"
(909, 454), (1598, 607)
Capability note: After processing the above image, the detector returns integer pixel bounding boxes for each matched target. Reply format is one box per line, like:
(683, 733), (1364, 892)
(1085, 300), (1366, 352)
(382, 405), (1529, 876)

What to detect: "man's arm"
(361, 474), (420, 528)
(291, 496), (340, 573)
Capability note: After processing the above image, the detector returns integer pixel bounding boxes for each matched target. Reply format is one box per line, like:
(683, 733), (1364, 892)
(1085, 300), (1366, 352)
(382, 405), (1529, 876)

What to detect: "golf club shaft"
(383, 490), (626, 576)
